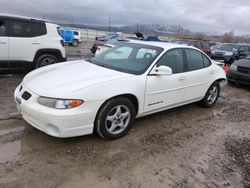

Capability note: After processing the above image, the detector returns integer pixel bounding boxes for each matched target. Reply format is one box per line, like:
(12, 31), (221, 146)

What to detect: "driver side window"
(156, 49), (184, 74)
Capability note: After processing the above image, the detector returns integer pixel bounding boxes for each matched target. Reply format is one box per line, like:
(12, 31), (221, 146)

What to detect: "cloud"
(1, 0), (250, 34)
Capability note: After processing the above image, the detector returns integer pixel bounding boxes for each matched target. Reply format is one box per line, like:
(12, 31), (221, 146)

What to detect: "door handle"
(0, 41), (7, 44)
(179, 76), (186, 81)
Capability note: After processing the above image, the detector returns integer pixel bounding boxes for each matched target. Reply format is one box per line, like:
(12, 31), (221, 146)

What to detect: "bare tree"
(171, 25), (190, 38)
(220, 30), (235, 43)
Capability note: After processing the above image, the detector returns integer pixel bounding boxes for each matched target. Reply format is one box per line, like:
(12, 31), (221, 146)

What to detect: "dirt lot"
(0, 44), (250, 188)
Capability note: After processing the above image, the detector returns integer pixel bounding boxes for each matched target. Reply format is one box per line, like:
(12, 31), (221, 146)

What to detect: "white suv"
(0, 14), (67, 70)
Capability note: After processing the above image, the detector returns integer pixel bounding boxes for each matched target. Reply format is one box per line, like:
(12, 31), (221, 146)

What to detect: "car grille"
(22, 91), (32, 101)
(215, 52), (223, 56)
(238, 66), (250, 74)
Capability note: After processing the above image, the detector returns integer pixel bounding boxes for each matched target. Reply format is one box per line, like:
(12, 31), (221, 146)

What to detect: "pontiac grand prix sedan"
(14, 41), (226, 140)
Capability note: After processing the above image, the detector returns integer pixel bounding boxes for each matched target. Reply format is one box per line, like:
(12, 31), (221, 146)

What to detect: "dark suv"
(211, 44), (250, 64)
(227, 55), (250, 85)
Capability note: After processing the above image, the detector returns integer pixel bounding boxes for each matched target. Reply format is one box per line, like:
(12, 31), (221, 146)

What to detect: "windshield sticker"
(139, 48), (157, 54)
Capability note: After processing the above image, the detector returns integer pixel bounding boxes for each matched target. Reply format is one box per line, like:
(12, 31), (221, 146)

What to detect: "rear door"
(0, 18), (9, 68)
(183, 48), (213, 102)
(8, 19), (45, 68)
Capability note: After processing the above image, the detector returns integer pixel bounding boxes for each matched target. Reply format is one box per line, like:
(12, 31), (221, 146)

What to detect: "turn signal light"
(70, 100), (83, 107)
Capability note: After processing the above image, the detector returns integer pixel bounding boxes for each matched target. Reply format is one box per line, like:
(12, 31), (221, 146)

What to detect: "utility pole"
(109, 16), (111, 32)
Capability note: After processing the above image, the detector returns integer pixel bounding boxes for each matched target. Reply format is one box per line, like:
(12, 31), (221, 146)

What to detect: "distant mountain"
(58, 23), (223, 37)
(120, 24), (190, 35)
(88, 24), (191, 36)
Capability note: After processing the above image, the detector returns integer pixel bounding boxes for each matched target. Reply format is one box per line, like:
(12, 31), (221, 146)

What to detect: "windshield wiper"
(96, 64), (110, 69)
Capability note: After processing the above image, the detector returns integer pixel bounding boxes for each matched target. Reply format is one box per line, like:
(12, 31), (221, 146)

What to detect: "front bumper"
(14, 84), (101, 138)
(227, 70), (250, 85)
(211, 55), (233, 63)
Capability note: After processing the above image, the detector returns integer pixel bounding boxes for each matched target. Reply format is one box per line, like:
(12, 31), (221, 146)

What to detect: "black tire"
(36, 54), (58, 68)
(95, 98), (136, 140)
(200, 82), (220, 108)
(73, 40), (79, 47)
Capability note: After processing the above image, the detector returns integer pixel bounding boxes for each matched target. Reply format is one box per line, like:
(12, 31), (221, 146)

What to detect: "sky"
(1, 0), (250, 35)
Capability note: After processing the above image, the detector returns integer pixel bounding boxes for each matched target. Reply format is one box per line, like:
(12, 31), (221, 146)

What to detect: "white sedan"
(14, 41), (226, 140)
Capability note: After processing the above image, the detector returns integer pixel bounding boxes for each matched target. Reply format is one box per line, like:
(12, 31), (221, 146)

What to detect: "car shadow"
(228, 82), (250, 91)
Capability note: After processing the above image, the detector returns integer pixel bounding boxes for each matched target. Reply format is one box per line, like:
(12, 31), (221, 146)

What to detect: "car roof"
(128, 40), (196, 50)
(0, 13), (49, 23)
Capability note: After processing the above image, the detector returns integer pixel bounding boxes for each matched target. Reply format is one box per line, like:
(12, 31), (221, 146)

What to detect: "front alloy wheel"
(95, 98), (136, 140)
(105, 105), (131, 135)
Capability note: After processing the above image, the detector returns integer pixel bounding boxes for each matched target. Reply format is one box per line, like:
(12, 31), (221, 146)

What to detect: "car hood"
(23, 60), (133, 97)
(234, 59), (250, 68)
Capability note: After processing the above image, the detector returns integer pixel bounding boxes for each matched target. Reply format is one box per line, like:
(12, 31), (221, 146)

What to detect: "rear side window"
(9, 19), (46, 37)
(203, 54), (211, 67)
(0, 19), (7, 36)
(157, 49), (185, 74)
(185, 49), (204, 71)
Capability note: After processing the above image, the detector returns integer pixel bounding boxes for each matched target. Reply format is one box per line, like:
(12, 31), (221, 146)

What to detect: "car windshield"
(89, 43), (164, 75)
(219, 44), (239, 51)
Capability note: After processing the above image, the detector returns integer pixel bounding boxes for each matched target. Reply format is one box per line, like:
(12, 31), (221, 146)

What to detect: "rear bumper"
(211, 55), (233, 62)
(227, 70), (250, 85)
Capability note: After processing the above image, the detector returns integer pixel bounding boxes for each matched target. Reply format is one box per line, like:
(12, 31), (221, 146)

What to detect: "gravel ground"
(0, 44), (250, 188)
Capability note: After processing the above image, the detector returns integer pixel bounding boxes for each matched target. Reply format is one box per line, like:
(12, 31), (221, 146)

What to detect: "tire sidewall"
(95, 98), (136, 140)
(36, 54), (58, 68)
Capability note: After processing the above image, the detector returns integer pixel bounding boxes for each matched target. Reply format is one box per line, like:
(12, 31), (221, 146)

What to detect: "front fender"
(69, 75), (146, 114)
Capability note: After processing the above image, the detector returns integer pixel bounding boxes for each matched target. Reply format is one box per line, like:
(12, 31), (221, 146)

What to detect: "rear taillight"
(60, 40), (65, 47)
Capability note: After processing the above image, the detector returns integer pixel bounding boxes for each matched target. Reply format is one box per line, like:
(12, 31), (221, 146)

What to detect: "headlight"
(211, 50), (215, 54)
(224, 52), (233, 56)
(229, 64), (237, 71)
(38, 97), (83, 109)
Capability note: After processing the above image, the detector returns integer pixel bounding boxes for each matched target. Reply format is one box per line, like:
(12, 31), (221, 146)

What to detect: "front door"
(145, 48), (187, 112)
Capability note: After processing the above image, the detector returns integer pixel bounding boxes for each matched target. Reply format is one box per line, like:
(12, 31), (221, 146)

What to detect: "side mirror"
(150, 65), (172, 76)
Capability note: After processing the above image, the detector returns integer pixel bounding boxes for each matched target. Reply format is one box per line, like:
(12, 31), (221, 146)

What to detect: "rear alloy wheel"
(95, 98), (136, 140)
(36, 54), (58, 68)
(200, 82), (220, 108)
